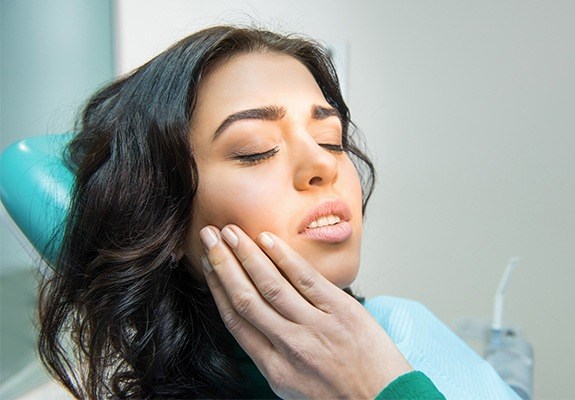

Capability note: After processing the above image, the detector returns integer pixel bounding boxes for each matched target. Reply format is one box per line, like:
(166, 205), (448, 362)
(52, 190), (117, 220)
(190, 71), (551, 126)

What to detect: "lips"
(298, 200), (353, 243)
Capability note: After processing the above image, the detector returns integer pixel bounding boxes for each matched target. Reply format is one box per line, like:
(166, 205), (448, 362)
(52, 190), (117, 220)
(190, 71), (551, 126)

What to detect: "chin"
(295, 238), (361, 289)
(311, 254), (360, 289)
(327, 270), (359, 289)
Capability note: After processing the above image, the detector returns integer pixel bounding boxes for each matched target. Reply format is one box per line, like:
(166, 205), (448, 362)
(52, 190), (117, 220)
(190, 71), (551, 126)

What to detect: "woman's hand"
(199, 225), (413, 399)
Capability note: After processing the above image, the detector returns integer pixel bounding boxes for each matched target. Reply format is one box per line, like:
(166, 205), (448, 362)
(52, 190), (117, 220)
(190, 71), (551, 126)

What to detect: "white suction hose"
(486, 257), (533, 400)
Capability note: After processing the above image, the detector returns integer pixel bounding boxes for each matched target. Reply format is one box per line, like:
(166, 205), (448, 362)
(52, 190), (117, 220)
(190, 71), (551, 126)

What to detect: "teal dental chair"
(0, 134), (74, 398)
(1, 133), (75, 265)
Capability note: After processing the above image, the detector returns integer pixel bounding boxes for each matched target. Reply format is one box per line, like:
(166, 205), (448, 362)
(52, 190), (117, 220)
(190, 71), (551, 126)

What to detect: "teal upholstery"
(0, 134), (74, 265)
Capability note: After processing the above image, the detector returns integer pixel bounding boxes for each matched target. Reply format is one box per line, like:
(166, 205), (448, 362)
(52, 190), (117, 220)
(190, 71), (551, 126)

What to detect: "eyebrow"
(212, 104), (341, 140)
(312, 104), (341, 120)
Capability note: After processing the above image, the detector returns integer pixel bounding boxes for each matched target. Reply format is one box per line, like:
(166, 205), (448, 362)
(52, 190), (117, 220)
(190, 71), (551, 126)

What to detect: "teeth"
(307, 214), (341, 229)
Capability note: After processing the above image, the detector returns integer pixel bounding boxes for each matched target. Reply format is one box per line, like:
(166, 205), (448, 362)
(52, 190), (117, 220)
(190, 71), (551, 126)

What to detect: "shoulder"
(363, 296), (439, 339)
(363, 296), (520, 399)
(363, 295), (427, 316)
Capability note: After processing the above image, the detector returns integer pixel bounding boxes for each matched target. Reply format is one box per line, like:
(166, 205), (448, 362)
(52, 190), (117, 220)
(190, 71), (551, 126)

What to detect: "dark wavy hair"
(38, 25), (376, 399)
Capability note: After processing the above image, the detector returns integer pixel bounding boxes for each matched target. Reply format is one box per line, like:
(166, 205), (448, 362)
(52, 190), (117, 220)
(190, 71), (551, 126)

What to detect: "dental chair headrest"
(0, 134), (74, 266)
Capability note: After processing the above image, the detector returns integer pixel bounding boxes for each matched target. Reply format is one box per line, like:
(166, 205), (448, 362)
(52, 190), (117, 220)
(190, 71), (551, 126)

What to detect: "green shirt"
(376, 371), (446, 400)
(236, 345), (445, 399)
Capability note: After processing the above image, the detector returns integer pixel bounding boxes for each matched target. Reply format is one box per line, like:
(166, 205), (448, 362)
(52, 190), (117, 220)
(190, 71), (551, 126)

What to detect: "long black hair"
(38, 25), (376, 399)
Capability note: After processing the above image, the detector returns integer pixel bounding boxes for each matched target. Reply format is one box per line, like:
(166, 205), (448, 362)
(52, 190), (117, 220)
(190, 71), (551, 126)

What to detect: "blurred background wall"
(0, 0), (113, 397)
(1, 1), (573, 399)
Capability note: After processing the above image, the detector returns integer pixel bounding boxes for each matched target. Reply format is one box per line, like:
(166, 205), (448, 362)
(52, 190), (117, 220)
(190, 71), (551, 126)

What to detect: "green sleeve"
(375, 371), (446, 400)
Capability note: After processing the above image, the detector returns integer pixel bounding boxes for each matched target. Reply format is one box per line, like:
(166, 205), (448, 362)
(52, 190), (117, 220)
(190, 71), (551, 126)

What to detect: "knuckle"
(207, 252), (226, 269)
(237, 251), (252, 266)
(220, 310), (243, 333)
(284, 341), (315, 368)
(260, 280), (283, 303)
(296, 272), (316, 292)
(230, 291), (255, 316)
(274, 251), (291, 268)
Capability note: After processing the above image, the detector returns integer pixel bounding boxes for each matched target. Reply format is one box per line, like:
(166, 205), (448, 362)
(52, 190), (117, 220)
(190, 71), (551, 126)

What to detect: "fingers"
(202, 255), (274, 359)
(200, 226), (289, 338)
(200, 224), (349, 350)
(219, 225), (320, 323)
(255, 231), (343, 313)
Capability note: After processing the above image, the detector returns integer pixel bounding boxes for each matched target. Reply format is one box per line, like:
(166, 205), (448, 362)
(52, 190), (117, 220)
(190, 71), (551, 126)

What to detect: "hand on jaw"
(200, 225), (413, 399)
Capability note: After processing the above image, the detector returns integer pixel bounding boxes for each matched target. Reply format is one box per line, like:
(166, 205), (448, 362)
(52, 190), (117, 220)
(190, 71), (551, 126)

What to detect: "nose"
(293, 136), (339, 191)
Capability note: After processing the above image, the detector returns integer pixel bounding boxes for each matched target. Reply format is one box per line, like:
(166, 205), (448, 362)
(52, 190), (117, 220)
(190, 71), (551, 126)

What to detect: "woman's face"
(185, 52), (363, 288)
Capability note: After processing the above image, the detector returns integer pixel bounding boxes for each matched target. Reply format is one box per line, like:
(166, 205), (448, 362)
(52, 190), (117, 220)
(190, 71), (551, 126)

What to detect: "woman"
(37, 25), (509, 399)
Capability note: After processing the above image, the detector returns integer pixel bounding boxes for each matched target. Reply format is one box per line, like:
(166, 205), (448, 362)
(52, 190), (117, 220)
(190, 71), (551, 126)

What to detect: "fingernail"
(200, 226), (219, 249)
(259, 232), (274, 249)
(221, 226), (239, 248)
(201, 255), (213, 274)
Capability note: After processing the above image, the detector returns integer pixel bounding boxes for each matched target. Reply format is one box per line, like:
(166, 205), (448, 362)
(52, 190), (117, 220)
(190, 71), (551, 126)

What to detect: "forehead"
(192, 52), (327, 123)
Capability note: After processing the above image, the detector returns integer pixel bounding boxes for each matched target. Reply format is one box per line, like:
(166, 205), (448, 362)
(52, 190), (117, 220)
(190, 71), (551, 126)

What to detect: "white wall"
(115, 1), (575, 398)
(1, 2), (113, 398)
(1, 0), (114, 273)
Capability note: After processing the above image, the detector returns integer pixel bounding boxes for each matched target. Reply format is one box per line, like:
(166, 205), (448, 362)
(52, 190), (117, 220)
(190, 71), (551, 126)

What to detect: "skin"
(186, 52), (363, 288)
(185, 52), (413, 399)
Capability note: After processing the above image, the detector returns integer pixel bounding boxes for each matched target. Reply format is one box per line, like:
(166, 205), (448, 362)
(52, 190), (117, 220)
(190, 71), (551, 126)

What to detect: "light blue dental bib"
(365, 296), (520, 399)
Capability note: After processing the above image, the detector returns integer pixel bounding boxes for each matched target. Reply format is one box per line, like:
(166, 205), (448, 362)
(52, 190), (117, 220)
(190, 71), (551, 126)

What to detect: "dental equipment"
(485, 257), (534, 400)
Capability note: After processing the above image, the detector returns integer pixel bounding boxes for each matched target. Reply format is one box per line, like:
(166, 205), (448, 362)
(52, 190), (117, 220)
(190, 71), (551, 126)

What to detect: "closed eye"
(232, 147), (279, 165)
(319, 143), (345, 153)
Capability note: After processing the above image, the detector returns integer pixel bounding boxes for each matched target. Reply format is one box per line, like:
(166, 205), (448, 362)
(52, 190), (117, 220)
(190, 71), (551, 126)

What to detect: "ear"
(174, 247), (186, 262)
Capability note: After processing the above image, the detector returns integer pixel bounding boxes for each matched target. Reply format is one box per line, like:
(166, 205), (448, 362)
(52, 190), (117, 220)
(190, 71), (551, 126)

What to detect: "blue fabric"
(365, 296), (520, 399)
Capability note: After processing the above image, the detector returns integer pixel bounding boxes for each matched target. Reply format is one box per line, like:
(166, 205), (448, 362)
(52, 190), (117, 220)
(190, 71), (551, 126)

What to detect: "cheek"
(186, 168), (284, 261)
(197, 171), (279, 229)
(339, 158), (364, 215)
